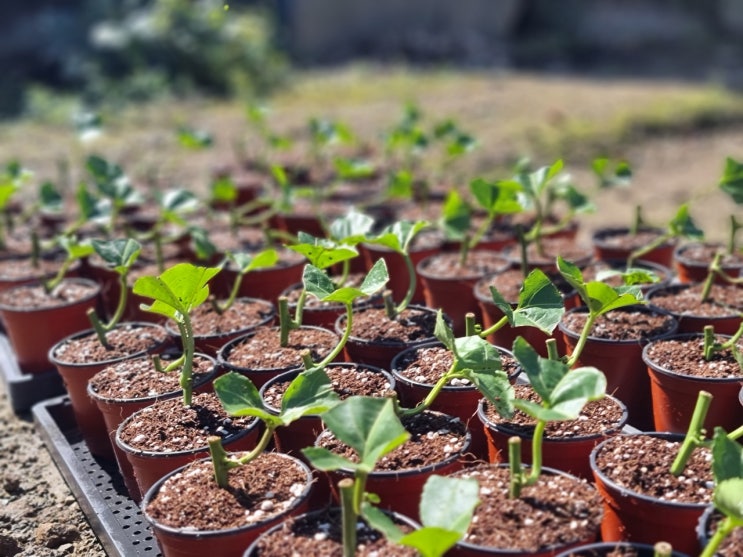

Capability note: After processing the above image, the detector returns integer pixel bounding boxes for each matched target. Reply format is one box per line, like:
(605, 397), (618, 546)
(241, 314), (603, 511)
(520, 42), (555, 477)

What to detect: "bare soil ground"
(0, 67), (742, 556)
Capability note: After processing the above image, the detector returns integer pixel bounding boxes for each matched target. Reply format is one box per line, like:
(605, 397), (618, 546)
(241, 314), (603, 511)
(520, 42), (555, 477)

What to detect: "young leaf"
(438, 190), (471, 241)
(328, 210), (375, 245)
(387, 170), (414, 199)
(210, 177), (237, 203)
(720, 157), (743, 204)
(489, 269), (564, 334)
(214, 371), (276, 423)
(177, 126), (213, 149)
(279, 367), (340, 423)
(303, 259), (388, 305)
(91, 238), (141, 275)
(289, 233), (359, 269)
(714, 478), (743, 522)
(333, 158), (375, 180)
(370, 220), (429, 254)
(469, 178), (522, 216)
(230, 249), (279, 275)
(712, 427), (743, 482)
(668, 204), (704, 240)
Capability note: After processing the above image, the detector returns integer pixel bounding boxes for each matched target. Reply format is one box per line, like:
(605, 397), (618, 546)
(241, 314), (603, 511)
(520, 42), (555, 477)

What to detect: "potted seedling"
(85, 154), (143, 234)
(450, 336), (606, 554)
(138, 366), (339, 557)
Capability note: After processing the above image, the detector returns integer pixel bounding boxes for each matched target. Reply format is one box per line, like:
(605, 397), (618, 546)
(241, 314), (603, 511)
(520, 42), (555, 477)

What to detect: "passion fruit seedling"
(626, 203), (704, 267)
(302, 396), (411, 557)
(395, 310), (514, 421)
(702, 323), (743, 365)
(507, 336), (607, 498)
(556, 256), (644, 367)
(363, 219), (429, 318)
(699, 427), (743, 557)
(41, 234), (95, 293)
(209, 248), (278, 315)
(0, 160), (31, 249)
(85, 154), (143, 234)
(364, 474), (480, 557)
(133, 262), (220, 406)
(207, 367), (339, 488)
(717, 156), (743, 255)
(86, 238), (142, 347)
(299, 258), (389, 367)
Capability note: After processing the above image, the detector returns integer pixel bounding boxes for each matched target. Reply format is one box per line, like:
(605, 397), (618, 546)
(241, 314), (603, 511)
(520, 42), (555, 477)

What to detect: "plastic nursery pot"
(696, 503), (743, 555)
(646, 282), (743, 336)
(476, 394), (629, 481)
(501, 236), (594, 276)
(242, 506), (421, 557)
(559, 305), (679, 431)
(115, 392), (260, 498)
(259, 363), (396, 457)
(576, 258), (675, 301)
(674, 241), (743, 284)
(317, 411), (472, 522)
(88, 353), (219, 503)
(554, 542), (690, 557)
(449, 464), (602, 557)
(0, 254), (81, 294)
(217, 325), (340, 389)
(416, 251), (510, 336)
(0, 278), (101, 375)
(642, 333), (743, 434)
(48, 322), (170, 460)
(590, 432), (709, 555)
(591, 226), (676, 268)
(165, 297), (276, 357)
(359, 229), (446, 306)
(335, 304), (442, 370)
(390, 341), (520, 460)
(142, 453), (314, 557)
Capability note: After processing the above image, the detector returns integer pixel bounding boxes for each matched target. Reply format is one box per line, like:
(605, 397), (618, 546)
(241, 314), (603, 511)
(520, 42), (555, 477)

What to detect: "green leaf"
(289, 235), (358, 269)
(58, 236), (95, 260)
(316, 397), (410, 472)
(177, 126), (213, 149)
(333, 157), (375, 180)
(419, 475), (479, 533)
(361, 504), (406, 543)
(715, 478), (743, 521)
(712, 427), (743, 482)
(400, 529), (462, 557)
(189, 226), (217, 261)
(133, 262), (220, 321)
(512, 337), (568, 403)
(434, 309), (456, 353)
(214, 372), (276, 423)
(39, 181), (63, 211)
(387, 170), (414, 199)
(305, 259), (389, 306)
(370, 220), (429, 255)
(668, 204), (704, 240)
(301, 446), (359, 472)
(160, 188), (199, 217)
(91, 238), (141, 274)
(210, 177), (237, 203)
(328, 210), (375, 244)
(302, 264), (336, 300)
(280, 368), (340, 424)
(439, 189), (471, 241)
(593, 157), (632, 189)
(469, 178), (522, 215)
(452, 335), (502, 374)
(595, 268), (660, 286)
(468, 367), (514, 419)
(583, 281), (643, 316)
(491, 269), (564, 334)
(720, 157), (743, 204)
(231, 249), (279, 275)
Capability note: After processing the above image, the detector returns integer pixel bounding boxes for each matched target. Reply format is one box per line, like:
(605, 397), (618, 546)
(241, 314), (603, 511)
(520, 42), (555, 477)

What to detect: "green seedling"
(42, 235), (95, 293)
(627, 203), (704, 266)
(364, 474), (480, 557)
(332, 157), (376, 181)
(298, 258), (388, 366)
(210, 249), (278, 315)
(700, 252), (743, 302)
(86, 238), (142, 346)
(591, 157), (632, 189)
(176, 125), (213, 150)
(308, 117), (354, 163)
(507, 337), (606, 498)
(364, 219), (429, 317)
(85, 155), (143, 233)
(208, 368), (339, 488)
(302, 396), (411, 557)
(397, 310), (514, 421)
(718, 157), (743, 254)
(702, 324), (743, 365)
(133, 262), (220, 406)
(557, 256), (644, 367)
(63, 182), (111, 236)
(479, 268), (565, 340)
(0, 162), (26, 248)
(700, 427), (743, 557)
(245, 103), (293, 166)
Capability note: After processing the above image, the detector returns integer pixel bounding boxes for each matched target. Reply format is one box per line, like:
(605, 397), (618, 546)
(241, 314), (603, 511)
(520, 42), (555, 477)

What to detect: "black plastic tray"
(0, 334), (65, 413)
(32, 395), (162, 557)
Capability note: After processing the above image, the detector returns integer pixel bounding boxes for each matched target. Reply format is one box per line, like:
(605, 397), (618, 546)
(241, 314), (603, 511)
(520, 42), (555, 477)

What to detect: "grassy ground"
(1, 64), (742, 241)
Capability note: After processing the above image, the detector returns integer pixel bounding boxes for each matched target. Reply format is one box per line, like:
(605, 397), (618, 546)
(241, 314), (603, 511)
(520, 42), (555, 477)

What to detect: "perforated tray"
(32, 395), (162, 557)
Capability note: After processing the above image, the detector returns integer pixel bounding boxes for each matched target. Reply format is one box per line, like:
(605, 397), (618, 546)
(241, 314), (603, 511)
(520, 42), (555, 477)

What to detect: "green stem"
(701, 252), (723, 303)
(478, 315), (509, 339)
(394, 253), (417, 315)
(339, 478), (358, 557)
(278, 296), (295, 347)
(383, 290), (397, 320)
(293, 289), (307, 329)
(670, 390), (713, 476)
(630, 205), (644, 236)
(628, 233), (669, 267)
(703, 325), (718, 361)
(104, 272), (129, 330)
(87, 308), (111, 348)
(176, 317), (196, 406)
(468, 213), (494, 253)
(565, 313), (598, 368)
(526, 420), (546, 485)
(314, 303), (353, 369)
(546, 338), (560, 361)
(398, 364), (460, 418)
(728, 215), (741, 255)
(213, 269), (245, 315)
(508, 436), (523, 499)
(700, 516), (737, 557)
(654, 541), (673, 557)
(464, 313), (478, 336)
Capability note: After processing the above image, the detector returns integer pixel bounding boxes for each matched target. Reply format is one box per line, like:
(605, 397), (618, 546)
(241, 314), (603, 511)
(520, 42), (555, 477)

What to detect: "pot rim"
(554, 541), (689, 557)
(416, 251), (511, 281)
(87, 352), (218, 404)
(334, 304), (442, 348)
(142, 452), (314, 538)
(217, 325), (339, 373)
(646, 282), (742, 320)
(589, 431), (711, 510)
(641, 332), (743, 382)
(477, 393), (629, 443)
(0, 276), (101, 313)
(164, 296), (276, 341)
(591, 226), (670, 245)
(390, 340), (520, 392)
(674, 241), (743, 270)
(558, 304), (680, 346)
(48, 321), (169, 367)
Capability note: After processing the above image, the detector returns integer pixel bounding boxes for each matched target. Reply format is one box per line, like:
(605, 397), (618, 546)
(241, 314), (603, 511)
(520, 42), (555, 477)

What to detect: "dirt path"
(0, 123), (741, 556)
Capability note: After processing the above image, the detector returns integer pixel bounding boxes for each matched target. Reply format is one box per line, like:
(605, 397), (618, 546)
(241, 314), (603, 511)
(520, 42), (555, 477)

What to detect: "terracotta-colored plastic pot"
(674, 241), (743, 284)
(643, 333), (743, 434)
(317, 411), (472, 522)
(590, 432), (708, 555)
(218, 325), (340, 389)
(477, 395), (628, 480)
(48, 322), (170, 459)
(695, 504), (742, 556)
(592, 226), (676, 268)
(165, 297), (275, 357)
(646, 283), (742, 336)
(115, 396), (260, 498)
(88, 353), (219, 503)
(0, 278), (101, 374)
(142, 453), (314, 557)
(559, 305), (679, 431)
(417, 251), (510, 335)
(336, 305), (442, 370)
(554, 542), (689, 557)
